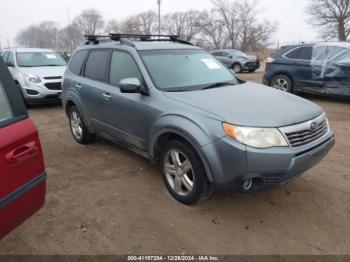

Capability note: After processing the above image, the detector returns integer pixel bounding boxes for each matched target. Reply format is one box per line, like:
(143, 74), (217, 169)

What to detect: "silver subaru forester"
(62, 34), (335, 205)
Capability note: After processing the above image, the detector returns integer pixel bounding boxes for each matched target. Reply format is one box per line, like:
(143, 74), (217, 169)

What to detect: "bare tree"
(105, 19), (122, 33)
(200, 9), (227, 49)
(162, 10), (204, 41)
(16, 21), (60, 49)
(212, 0), (278, 50)
(307, 0), (350, 41)
(58, 23), (84, 52)
(135, 11), (158, 34)
(211, 0), (240, 48)
(74, 9), (105, 35)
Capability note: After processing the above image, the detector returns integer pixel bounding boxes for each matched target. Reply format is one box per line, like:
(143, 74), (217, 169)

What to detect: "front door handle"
(102, 92), (112, 100)
(75, 83), (82, 89)
(5, 142), (38, 164)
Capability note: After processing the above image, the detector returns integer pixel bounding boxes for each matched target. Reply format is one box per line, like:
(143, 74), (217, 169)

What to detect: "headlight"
(223, 123), (288, 149)
(24, 73), (41, 83)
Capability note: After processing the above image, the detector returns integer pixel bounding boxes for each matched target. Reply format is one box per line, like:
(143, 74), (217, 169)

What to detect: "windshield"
(140, 49), (239, 91)
(16, 52), (67, 67)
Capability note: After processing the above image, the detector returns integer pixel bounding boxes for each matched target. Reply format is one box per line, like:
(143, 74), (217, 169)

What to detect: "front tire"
(69, 106), (95, 144)
(160, 140), (211, 205)
(232, 63), (242, 73)
(271, 74), (293, 92)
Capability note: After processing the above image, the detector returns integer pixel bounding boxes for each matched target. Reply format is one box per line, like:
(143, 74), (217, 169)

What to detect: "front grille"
(281, 114), (329, 148)
(45, 82), (62, 90)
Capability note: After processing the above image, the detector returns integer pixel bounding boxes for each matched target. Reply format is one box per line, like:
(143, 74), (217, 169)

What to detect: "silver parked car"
(211, 49), (260, 73)
(62, 34), (334, 205)
(1, 48), (67, 104)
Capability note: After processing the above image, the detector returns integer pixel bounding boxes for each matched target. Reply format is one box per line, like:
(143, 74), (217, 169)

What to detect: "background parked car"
(211, 49), (260, 73)
(1, 48), (67, 105)
(263, 42), (350, 97)
(0, 56), (46, 239)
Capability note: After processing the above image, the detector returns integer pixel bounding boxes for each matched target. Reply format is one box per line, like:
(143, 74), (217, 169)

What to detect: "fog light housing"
(26, 89), (39, 95)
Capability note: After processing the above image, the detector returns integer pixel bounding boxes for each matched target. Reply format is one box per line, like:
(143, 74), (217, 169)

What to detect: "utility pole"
(67, 7), (71, 26)
(157, 0), (161, 36)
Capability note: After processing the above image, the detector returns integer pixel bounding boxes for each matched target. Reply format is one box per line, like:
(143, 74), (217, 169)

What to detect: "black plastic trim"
(0, 173), (47, 208)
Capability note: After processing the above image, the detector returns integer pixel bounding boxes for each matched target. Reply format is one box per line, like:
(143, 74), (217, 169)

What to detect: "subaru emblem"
(310, 122), (318, 130)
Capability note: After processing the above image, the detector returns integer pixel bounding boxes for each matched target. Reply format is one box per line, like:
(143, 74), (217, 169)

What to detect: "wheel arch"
(149, 117), (216, 182)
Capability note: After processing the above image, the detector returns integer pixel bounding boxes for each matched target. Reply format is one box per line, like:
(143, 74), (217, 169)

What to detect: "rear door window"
(69, 50), (89, 75)
(109, 51), (142, 86)
(285, 46), (313, 60)
(84, 50), (110, 82)
(0, 81), (13, 123)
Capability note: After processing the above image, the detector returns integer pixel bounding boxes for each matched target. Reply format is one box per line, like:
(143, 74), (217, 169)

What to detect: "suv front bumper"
(202, 131), (335, 192)
(21, 81), (62, 104)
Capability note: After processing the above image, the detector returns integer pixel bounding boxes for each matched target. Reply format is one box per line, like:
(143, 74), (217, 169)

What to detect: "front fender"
(149, 115), (223, 182)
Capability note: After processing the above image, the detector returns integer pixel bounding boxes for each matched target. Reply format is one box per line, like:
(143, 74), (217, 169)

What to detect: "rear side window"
(69, 50), (88, 75)
(84, 50), (110, 82)
(285, 46), (313, 60)
(109, 51), (142, 86)
(0, 81), (13, 123)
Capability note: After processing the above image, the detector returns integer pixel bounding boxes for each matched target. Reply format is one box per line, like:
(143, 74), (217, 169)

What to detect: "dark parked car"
(263, 42), (350, 97)
(62, 34), (334, 205)
(211, 49), (260, 73)
(0, 57), (46, 239)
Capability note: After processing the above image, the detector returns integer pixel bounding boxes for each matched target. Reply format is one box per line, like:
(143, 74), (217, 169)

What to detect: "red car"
(0, 57), (46, 239)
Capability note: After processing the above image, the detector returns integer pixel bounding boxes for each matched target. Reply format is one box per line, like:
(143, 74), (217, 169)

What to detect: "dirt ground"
(1, 68), (350, 255)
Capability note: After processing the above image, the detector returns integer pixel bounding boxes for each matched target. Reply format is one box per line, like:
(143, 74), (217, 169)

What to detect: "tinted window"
(0, 80), (13, 123)
(7, 52), (14, 66)
(2, 52), (9, 63)
(212, 52), (222, 56)
(109, 51), (142, 86)
(285, 46), (312, 60)
(84, 50), (110, 82)
(69, 50), (89, 75)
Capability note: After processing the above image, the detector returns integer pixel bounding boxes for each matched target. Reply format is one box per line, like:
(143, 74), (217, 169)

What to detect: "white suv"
(1, 48), (67, 104)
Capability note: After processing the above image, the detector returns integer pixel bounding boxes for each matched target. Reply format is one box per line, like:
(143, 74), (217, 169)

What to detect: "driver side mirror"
(228, 55), (233, 59)
(120, 78), (144, 94)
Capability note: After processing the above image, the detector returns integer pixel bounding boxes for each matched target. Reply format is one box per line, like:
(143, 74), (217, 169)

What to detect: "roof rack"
(83, 34), (193, 46)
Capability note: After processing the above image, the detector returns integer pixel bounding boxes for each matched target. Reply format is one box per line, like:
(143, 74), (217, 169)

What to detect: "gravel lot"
(1, 68), (349, 255)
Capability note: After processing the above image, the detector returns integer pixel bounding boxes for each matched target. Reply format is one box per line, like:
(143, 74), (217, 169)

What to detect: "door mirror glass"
(120, 78), (142, 93)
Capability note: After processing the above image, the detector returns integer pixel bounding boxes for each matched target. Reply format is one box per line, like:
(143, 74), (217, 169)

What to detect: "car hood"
(19, 66), (67, 78)
(164, 82), (323, 127)
(246, 55), (258, 62)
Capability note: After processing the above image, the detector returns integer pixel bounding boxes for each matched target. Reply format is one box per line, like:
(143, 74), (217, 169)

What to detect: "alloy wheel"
(164, 150), (194, 196)
(70, 111), (83, 140)
(273, 78), (289, 91)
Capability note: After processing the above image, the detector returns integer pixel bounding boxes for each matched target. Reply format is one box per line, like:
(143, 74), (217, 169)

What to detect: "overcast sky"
(0, 0), (318, 48)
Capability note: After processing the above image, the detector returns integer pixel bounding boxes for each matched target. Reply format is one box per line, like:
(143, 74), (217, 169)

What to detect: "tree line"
(15, 0), (278, 53)
(16, 0), (350, 53)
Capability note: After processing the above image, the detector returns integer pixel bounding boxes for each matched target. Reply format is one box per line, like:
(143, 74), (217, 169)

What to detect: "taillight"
(266, 57), (276, 64)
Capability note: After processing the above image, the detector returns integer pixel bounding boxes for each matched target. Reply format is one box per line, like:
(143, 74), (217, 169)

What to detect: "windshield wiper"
(202, 81), (235, 90)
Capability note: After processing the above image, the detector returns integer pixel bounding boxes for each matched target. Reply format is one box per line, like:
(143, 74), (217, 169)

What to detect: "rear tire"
(69, 106), (95, 144)
(271, 74), (293, 93)
(160, 140), (212, 205)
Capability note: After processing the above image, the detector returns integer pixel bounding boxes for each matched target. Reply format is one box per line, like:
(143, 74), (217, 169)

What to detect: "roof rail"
(83, 33), (193, 46)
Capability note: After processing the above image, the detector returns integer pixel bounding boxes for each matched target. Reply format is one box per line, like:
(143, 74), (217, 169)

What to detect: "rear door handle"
(5, 142), (38, 164)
